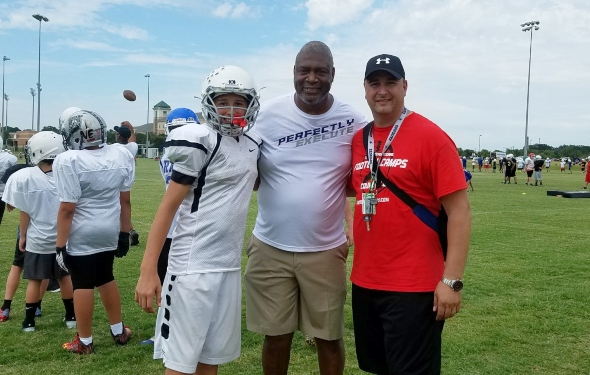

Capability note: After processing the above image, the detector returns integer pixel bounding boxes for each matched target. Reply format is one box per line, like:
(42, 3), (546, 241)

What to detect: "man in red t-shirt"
(348, 54), (472, 375)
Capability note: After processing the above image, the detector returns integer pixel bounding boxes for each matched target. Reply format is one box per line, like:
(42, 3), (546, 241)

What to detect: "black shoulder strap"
(362, 122), (438, 231)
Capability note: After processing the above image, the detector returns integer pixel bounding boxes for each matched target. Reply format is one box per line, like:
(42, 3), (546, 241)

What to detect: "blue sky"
(1, 0), (590, 151)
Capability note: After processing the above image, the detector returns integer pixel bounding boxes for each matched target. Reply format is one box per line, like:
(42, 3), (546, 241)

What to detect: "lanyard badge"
(362, 107), (408, 231)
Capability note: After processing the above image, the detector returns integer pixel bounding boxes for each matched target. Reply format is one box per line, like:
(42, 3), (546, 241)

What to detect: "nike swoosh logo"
(249, 149), (256, 152)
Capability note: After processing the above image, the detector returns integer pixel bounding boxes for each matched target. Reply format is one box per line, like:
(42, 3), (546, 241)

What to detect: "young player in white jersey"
(0, 139), (18, 225)
(139, 107), (200, 346)
(135, 65), (261, 375)
(54, 109), (135, 354)
(2, 131), (76, 332)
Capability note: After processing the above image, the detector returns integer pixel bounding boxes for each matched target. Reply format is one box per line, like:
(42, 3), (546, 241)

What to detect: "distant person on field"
(583, 156), (590, 189)
(560, 160), (566, 173)
(503, 154), (517, 184)
(533, 155), (544, 186)
(524, 153), (535, 185)
(135, 65), (262, 375)
(115, 122), (140, 247)
(56, 109), (135, 354)
(462, 156), (467, 169)
(517, 157), (524, 172)
(580, 159), (586, 174)
(464, 169), (474, 191)
(2, 131), (76, 333)
(545, 157), (551, 172)
(484, 157), (489, 173)
(492, 157), (497, 173)
(471, 157), (476, 172)
(568, 158), (573, 174)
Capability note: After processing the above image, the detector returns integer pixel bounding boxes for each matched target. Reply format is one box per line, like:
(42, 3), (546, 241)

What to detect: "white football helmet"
(201, 65), (260, 137)
(507, 154), (514, 158)
(535, 155), (542, 160)
(59, 107), (82, 130)
(25, 131), (67, 166)
(165, 107), (199, 136)
(61, 110), (107, 150)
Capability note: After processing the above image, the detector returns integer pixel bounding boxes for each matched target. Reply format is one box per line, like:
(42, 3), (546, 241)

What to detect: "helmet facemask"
(200, 65), (260, 137)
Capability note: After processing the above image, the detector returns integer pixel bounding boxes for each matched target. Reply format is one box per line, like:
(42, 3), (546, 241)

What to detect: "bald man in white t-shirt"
(244, 41), (367, 375)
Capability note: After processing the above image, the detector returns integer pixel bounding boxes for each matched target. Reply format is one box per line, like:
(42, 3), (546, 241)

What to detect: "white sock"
(110, 322), (123, 336)
(80, 336), (93, 346)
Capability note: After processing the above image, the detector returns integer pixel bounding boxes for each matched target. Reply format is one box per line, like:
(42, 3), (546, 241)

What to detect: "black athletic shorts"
(23, 252), (69, 280)
(526, 170), (533, 177)
(12, 228), (25, 267)
(352, 284), (444, 375)
(68, 250), (116, 290)
(0, 200), (5, 225)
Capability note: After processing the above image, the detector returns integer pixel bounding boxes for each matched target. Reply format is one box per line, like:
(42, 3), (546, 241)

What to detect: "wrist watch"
(442, 277), (464, 292)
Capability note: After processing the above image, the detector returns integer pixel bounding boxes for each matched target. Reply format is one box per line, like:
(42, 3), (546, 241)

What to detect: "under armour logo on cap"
(365, 54), (405, 80)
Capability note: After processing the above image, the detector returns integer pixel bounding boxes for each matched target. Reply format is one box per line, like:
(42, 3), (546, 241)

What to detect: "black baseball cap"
(114, 126), (132, 139)
(364, 54), (405, 80)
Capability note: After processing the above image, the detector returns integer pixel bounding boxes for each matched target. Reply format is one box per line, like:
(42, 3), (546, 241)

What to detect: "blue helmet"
(165, 108), (199, 135)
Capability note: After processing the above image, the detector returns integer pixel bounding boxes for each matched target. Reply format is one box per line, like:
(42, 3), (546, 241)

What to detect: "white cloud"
(212, 2), (252, 19)
(305, 0), (374, 30)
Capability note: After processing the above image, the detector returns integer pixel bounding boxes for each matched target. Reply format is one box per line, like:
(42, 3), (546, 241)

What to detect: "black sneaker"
(130, 230), (139, 246)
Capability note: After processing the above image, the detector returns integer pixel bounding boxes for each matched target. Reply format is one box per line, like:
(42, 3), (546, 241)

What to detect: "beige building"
(152, 101), (171, 135)
(9, 130), (37, 150)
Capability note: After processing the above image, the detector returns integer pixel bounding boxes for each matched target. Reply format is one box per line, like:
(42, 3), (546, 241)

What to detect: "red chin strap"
(232, 117), (248, 128)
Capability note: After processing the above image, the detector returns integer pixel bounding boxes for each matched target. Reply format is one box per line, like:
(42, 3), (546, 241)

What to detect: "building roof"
(153, 101), (171, 109)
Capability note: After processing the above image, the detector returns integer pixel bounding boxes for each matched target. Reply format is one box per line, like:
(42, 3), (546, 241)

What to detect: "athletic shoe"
(140, 336), (155, 345)
(35, 307), (42, 317)
(112, 325), (132, 345)
(0, 308), (9, 322)
(63, 333), (94, 354)
(64, 316), (77, 329)
(22, 321), (35, 332)
(130, 230), (139, 246)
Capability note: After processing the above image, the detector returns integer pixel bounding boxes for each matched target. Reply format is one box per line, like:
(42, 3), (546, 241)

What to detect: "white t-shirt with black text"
(252, 93), (366, 252)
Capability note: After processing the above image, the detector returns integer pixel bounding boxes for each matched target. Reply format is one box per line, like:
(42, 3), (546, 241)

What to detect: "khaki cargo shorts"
(244, 235), (349, 341)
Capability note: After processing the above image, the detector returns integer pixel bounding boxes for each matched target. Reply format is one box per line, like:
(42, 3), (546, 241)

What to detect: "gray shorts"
(534, 171), (542, 180)
(23, 252), (68, 280)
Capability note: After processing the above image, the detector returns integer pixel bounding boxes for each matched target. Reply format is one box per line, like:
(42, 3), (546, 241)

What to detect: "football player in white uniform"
(135, 65), (261, 375)
(139, 107), (200, 346)
(54, 110), (135, 354)
(2, 131), (76, 332)
(114, 122), (140, 246)
(0, 137), (17, 225)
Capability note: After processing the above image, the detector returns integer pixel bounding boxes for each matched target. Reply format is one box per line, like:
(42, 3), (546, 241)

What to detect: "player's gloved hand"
(116, 232), (130, 258)
(56, 246), (69, 272)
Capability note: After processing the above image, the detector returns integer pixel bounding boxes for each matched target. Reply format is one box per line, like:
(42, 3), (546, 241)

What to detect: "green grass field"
(1, 159), (589, 374)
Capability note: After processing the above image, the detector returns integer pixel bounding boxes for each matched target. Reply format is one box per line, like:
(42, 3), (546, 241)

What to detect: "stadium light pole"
(1, 56), (9, 135)
(3, 94), (8, 131)
(145, 74), (150, 147)
(30, 88), (36, 130)
(521, 20), (540, 158)
(33, 14), (49, 132)
(478, 134), (482, 154)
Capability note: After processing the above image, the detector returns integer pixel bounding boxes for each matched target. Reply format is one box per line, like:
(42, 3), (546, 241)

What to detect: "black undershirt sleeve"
(170, 170), (197, 185)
